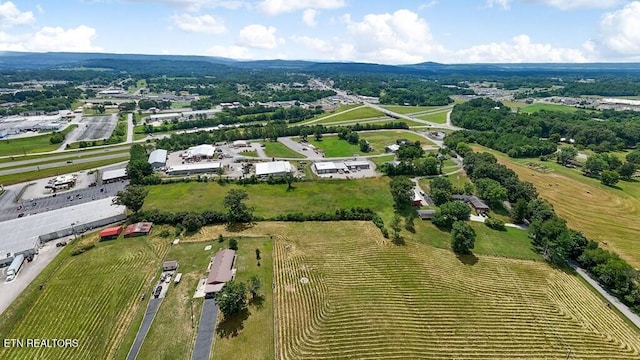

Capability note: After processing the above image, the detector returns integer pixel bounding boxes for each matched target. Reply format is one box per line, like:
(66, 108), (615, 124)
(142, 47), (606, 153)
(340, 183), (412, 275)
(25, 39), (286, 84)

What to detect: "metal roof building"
(255, 161), (294, 177)
(205, 249), (236, 294)
(166, 162), (222, 175)
(186, 144), (216, 159)
(0, 197), (126, 260)
(148, 149), (168, 169)
(102, 168), (128, 183)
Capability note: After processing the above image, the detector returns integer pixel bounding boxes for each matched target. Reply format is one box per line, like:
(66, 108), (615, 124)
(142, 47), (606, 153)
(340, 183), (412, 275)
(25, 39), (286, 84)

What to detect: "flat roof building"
(185, 144), (216, 159)
(204, 249), (236, 295)
(255, 161), (294, 177)
(148, 149), (168, 169)
(102, 168), (128, 183)
(166, 162), (222, 176)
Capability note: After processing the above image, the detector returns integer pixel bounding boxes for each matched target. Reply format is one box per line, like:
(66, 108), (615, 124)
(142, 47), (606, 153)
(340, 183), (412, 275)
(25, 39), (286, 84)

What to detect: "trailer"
(174, 272), (182, 285)
(5, 254), (25, 282)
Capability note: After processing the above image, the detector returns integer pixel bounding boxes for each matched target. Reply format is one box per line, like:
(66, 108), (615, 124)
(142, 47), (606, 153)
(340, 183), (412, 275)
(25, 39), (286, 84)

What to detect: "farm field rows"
(473, 145), (640, 268)
(272, 222), (640, 360)
(0, 233), (171, 360)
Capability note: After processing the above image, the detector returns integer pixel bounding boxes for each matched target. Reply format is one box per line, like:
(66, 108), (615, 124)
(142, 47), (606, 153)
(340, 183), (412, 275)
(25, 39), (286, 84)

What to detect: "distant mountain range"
(2, 51), (640, 76)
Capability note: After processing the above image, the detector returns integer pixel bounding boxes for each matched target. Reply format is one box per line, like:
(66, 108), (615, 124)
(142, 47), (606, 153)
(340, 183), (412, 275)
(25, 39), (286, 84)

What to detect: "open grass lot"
(307, 130), (433, 157)
(0, 156), (129, 185)
(419, 171), (471, 192)
(313, 106), (385, 124)
(0, 125), (77, 156)
(520, 103), (582, 113)
(474, 145), (640, 268)
(144, 177), (395, 221)
(379, 105), (441, 114)
(268, 221), (640, 359)
(0, 231), (171, 360)
(370, 154), (395, 168)
(263, 141), (304, 158)
(416, 110), (448, 123)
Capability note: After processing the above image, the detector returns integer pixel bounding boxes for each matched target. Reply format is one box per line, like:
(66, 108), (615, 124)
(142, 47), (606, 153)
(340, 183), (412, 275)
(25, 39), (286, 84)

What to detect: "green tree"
(112, 185), (148, 213)
(619, 162), (636, 180)
(229, 238), (239, 251)
(474, 178), (507, 206)
(430, 188), (452, 206)
(215, 281), (247, 318)
(255, 248), (261, 260)
(49, 132), (65, 145)
(223, 189), (254, 224)
(389, 176), (415, 208)
(430, 177), (453, 193)
(314, 130), (323, 141)
(432, 201), (471, 229)
(529, 217), (570, 265)
(249, 275), (261, 299)
(584, 153), (608, 177)
(510, 198), (529, 224)
(390, 214), (404, 244)
(451, 221), (476, 254)
(182, 213), (204, 232)
(359, 139), (371, 152)
(557, 145), (578, 165)
(601, 170), (619, 186)
(626, 150), (640, 165)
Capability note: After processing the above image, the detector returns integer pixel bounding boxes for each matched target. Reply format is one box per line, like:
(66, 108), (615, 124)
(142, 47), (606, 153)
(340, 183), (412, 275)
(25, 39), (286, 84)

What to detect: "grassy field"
(144, 177), (395, 220)
(520, 103), (581, 113)
(474, 145), (640, 268)
(0, 230), (171, 360)
(379, 105), (441, 114)
(307, 130), (432, 157)
(266, 221), (640, 359)
(416, 111), (448, 124)
(313, 106), (385, 124)
(0, 156), (129, 185)
(0, 125), (77, 156)
(370, 154), (395, 168)
(263, 141), (304, 158)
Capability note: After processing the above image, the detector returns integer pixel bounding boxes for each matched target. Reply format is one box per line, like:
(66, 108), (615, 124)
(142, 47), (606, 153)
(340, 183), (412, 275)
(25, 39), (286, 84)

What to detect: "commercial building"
(314, 160), (372, 175)
(204, 249), (237, 296)
(45, 175), (77, 191)
(148, 149), (168, 169)
(0, 198), (126, 265)
(99, 226), (123, 241)
(255, 161), (294, 177)
(102, 168), (128, 183)
(166, 162), (222, 176)
(184, 144), (216, 159)
(124, 222), (153, 237)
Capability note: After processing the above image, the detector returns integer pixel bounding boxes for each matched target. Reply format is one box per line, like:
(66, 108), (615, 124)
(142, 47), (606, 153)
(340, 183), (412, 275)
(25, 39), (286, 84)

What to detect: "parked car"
(153, 286), (162, 298)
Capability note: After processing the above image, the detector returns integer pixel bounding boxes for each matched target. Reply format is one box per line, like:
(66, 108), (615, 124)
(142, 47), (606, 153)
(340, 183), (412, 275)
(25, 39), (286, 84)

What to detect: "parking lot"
(76, 114), (117, 141)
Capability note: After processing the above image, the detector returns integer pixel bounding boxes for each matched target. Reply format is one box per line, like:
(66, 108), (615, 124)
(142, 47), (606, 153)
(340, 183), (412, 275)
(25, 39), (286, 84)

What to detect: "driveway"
(126, 298), (163, 360)
(192, 297), (218, 360)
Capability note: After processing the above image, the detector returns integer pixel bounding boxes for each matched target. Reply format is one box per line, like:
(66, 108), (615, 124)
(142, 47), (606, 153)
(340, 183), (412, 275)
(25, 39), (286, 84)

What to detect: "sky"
(1, 0), (640, 64)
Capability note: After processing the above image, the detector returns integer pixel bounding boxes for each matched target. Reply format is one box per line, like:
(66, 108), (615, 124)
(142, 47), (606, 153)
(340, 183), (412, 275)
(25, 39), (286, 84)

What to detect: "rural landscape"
(1, 2), (640, 359)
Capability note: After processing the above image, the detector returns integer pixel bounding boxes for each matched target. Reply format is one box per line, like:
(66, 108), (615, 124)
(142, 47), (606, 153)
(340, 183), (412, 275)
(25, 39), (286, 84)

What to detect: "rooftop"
(148, 149), (168, 165)
(206, 248), (236, 285)
(255, 161), (293, 176)
(102, 168), (127, 181)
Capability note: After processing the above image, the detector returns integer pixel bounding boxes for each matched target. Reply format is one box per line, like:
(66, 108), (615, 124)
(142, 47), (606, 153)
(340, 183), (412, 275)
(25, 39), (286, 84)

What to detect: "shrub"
(485, 218), (506, 230)
(70, 243), (95, 256)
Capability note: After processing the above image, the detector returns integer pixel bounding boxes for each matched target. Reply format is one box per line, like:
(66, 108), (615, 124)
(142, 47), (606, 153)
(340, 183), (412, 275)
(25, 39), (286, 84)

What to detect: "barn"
(124, 222), (153, 237)
(416, 209), (436, 220)
(99, 226), (123, 241)
(204, 249), (237, 296)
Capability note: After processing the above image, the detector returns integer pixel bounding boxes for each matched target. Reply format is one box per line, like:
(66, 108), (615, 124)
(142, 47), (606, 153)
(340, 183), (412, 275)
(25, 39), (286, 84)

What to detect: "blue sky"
(1, 0), (640, 64)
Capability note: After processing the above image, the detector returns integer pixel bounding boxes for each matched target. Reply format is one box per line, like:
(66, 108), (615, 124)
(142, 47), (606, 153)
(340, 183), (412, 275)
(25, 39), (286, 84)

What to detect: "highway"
(0, 153), (129, 177)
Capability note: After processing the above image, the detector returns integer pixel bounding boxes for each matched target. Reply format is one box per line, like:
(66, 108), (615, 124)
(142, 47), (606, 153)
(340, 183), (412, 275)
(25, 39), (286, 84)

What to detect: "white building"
(148, 149), (168, 169)
(166, 162), (222, 175)
(255, 161), (294, 177)
(185, 144), (216, 159)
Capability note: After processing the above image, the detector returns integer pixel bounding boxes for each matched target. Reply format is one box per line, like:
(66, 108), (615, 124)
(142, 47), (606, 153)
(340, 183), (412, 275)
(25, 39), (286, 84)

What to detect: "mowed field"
(0, 232), (171, 360)
(306, 130), (434, 157)
(0, 125), (77, 156)
(474, 145), (640, 269)
(263, 141), (304, 158)
(271, 222), (640, 359)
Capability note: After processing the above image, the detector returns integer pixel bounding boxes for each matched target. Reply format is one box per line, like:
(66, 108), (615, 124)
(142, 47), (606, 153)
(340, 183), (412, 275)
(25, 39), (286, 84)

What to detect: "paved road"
(192, 298), (218, 360)
(0, 153), (129, 177)
(127, 113), (134, 144)
(573, 266), (640, 330)
(0, 146), (131, 169)
(127, 298), (163, 360)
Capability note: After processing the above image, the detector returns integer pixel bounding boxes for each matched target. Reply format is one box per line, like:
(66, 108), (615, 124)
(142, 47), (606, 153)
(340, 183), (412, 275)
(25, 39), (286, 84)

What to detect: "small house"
(416, 209), (436, 220)
(163, 260), (179, 271)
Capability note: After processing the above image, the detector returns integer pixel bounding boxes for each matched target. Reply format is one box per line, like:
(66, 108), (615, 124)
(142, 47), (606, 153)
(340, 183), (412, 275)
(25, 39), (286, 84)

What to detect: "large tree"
(619, 162), (636, 180)
(451, 220), (476, 254)
(557, 145), (578, 165)
(601, 170), (620, 186)
(223, 189), (254, 224)
(112, 185), (148, 213)
(215, 281), (247, 318)
(432, 201), (471, 229)
(389, 176), (414, 208)
(474, 178), (507, 206)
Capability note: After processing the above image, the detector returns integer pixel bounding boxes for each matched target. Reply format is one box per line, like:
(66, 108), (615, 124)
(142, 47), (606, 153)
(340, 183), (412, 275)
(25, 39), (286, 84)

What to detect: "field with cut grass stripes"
(273, 222), (640, 359)
(0, 234), (170, 360)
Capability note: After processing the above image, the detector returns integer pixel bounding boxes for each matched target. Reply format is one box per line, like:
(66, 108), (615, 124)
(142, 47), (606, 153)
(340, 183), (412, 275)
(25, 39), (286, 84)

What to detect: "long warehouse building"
(0, 198), (126, 267)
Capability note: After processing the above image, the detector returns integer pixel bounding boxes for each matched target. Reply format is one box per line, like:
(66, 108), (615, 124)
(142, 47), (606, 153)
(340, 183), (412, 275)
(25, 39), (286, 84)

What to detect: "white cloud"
(237, 24), (281, 49)
(598, 1), (640, 56)
(487, 0), (510, 9)
(0, 2), (36, 27)
(120, 0), (246, 12)
(290, 35), (332, 53)
(343, 9), (445, 64)
(206, 44), (252, 59)
(258, 0), (345, 15)
(488, 0), (623, 10)
(0, 25), (102, 52)
(302, 9), (317, 27)
(455, 34), (590, 63)
(418, 1), (438, 10)
(170, 13), (226, 34)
